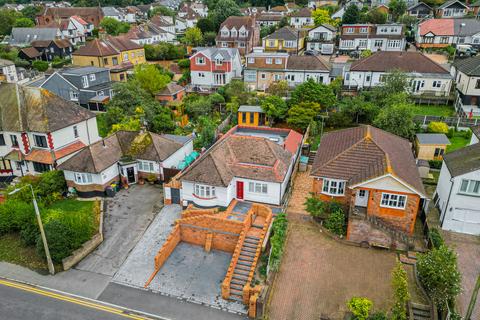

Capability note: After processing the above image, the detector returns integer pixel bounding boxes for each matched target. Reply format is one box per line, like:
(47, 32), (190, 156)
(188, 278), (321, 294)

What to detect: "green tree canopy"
(312, 8), (338, 26)
(20, 5), (41, 21)
(0, 9), (21, 36)
(210, 0), (241, 29)
(342, 4), (360, 24)
(133, 64), (171, 96)
(389, 0), (407, 21)
(99, 17), (130, 36)
(196, 17), (216, 33)
(149, 5), (175, 18)
(290, 79), (336, 109)
(365, 8), (387, 24)
(14, 17), (34, 27)
(287, 101), (321, 130)
(184, 27), (203, 47)
(373, 103), (415, 139)
(261, 95), (288, 124)
(338, 95), (379, 124)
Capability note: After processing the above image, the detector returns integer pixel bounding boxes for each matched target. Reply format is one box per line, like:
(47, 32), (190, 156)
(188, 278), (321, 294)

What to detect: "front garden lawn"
(409, 104), (455, 117)
(447, 134), (470, 153)
(0, 233), (48, 271)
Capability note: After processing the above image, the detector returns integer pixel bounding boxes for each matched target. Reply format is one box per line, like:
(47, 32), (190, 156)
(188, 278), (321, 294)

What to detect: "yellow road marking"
(0, 279), (152, 320)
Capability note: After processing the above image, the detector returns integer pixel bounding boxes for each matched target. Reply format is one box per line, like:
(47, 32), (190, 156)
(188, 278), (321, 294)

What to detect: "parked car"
(456, 44), (478, 57)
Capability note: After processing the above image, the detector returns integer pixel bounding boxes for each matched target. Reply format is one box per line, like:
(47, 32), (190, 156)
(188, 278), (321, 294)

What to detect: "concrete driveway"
(75, 184), (163, 277)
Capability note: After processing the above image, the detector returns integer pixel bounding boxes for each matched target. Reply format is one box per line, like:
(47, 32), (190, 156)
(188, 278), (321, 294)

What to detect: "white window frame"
(247, 57), (255, 64)
(248, 181), (268, 194)
(275, 58), (282, 64)
(322, 178), (346, 196)
(380, 192), (407, 209)
(69, 90), (79, 101)
(74, 172), (93, 184)
(194, 184), (216, 198)
(138, 160), (155, 173)
(196, 56), (205, 65)
(215, 58), (223, 66)
(89, 73), (96, 81)
(81, 75), (88, 88)
(284, 40), (295, 48)
(266, 58), (272, 64)
(459, 179), (480, 196)
(432, 80), (441, 88)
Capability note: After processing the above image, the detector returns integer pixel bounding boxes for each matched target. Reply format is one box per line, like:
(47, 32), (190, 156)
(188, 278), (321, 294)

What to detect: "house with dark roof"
(311, 125), (427, 247)
(289, 7), (313, 29)
(344, 51), (452, 97)
(36, 7), (104, 27)
(415, 18), (480, 48)
(407, 2), (433, 18)
(30, 39), (73, 61)
(436, 0), (468, 18)
(33, 66), (114, 111)
(339, 23), (406, 52)
(58, 131), (194, 197)
(434, 143), (480, 235)
(7, 27), (63, 47)
(0, 83), (101, 177)
(244, 51), (331, 91)
(216, 16), (260, 55)
(305, 24), (336, 54)
(155, 82), (185, 104)
(72, 35), (146, 82)
(452, 56), (480, 117)
(167, 125), (302, 207)
(262, 26), (307, 53)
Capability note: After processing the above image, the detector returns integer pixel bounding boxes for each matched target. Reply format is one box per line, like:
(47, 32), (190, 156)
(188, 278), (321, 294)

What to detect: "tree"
(267, 80), (289, 97)
(185, 95), (214, 118)
(0, 9), (20, 36)
(151, 107), (175, 133)
(287, 101), (321, 130)
(184, 27), (203, 47)
(347, 297), (373, 320)
(14, 17), (34, 27)
(32, 60), (49, 72)
(416, 245), (461, 310)
(20, 5), (41, 21)
(196, 17), (216, 33)
(99, 17), (130, 36)
(343, 4), (360, 24)
(339, 95), (379, 124)
(261, 95), (288, 124)
(194, 116), (217, 149)
(370, 70), (409, 101)
(366, 9), (387, 24)
(144, 43), (186, 61)
(210, 0), (241, 29)
(373, 103), (415, 139)
(391, 261), (410, 320)
(149, 5), (175, 18)
(260, 25), (277, 38)
(290, 78), (336, 109)
(133, 64), (170, 96)
(312, 8), (337, 26)
(389, 0), (407, 21)
(427, 121), (449, 134)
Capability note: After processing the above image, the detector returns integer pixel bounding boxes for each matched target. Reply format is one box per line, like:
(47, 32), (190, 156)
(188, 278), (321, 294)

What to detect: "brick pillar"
(243, 282), (251, 305)
(248, 293), (258, 318)
(204, 232), (213, 252)
(221, 280), (230, 299)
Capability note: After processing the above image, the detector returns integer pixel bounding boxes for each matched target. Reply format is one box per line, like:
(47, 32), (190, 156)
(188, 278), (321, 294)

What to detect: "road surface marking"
(0, 279), (153, 320)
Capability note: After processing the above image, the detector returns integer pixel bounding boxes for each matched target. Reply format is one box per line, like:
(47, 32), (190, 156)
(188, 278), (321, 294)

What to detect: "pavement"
(76, 184), (164, 277)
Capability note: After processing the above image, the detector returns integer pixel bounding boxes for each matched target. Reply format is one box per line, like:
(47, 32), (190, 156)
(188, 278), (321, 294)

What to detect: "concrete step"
(413, 309), (431, 317)
(411, 303), (430, 311)
(238, 255), (254, 262)
(252, 224), (264, 229)
(240, 250), (256, 257)
(233, 269), (250, 276)
(243, 242), (258, 249)
(235, 264), (251, 271)
(237, 260), (253, 267)
(229, 293), (243, 302)
(241, 247), (257, 253)
(232, 274), (249, 281)
(231, 278), (247, 286)
(230, 283), (244, 291)
(246, 235), (260, 240)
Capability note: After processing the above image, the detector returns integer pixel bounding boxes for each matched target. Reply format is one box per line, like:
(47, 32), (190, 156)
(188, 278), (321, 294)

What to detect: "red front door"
(236, 181), (244, 199)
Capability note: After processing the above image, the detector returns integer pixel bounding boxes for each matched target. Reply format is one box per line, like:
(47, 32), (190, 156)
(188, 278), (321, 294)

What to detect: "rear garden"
(0, 171), (100, 272)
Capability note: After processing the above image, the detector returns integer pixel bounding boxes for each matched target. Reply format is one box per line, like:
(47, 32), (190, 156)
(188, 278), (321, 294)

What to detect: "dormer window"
(360, 27), (368, 33)
(215, 58), (223, 65)
(221, 30), (229, 37)
(231, 30), (237, 37)
(345, 27), (354, 33)
(34, 135), (48, 148)
(240, 30), (247, 37)
(196, 56), (205, 65)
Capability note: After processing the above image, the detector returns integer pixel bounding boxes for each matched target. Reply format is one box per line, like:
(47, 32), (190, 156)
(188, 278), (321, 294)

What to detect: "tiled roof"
(286, 55), (330, 71)
(443, 143), (480, 177)
(0, 84), (95, 133)
(179, 133), (296, 186)
(264, 26), (300, 40)
(20, 47), (41, 58)
(156, 82), (185, 96)
(24, 140), (86, 164)
(290, 7), (312, 17)
(350, 51), (448, 74)
(72, 36), (142, 57)
(419, 18), (454, 36)
(219, 16), (255, 30)
(311, 125), (426, 195)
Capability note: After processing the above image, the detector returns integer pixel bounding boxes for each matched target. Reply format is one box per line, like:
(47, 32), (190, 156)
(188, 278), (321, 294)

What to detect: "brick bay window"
(322, 178), (345, 196)
(380, 193), (407, 209)
(194, 184), (216, 199)
(74, 172), (93, 184)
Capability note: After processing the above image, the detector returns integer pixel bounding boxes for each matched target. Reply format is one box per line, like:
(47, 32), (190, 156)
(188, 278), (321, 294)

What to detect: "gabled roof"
(10, 27), (60, 45)
(264, 26), (300, 40)
(0, 83), (95, 133)
(71, 15), (88, 25)
(438, 0), (468, 9)
(286, 55), (330, 71)
(40, 6), (103, 18)
(290, 7), (312, 17)
(156, 82), (185, 96)
(311, 125), (426, 195)
(407, 2), (432, 11)
(418, 18), (454, 36)
(350, 51), (448, 74)
(31, 39), (72, 49)
(219, 16), (255, 30)
(309, 24), (336, 32)
(191, 47), (239, 60)
(453, 56), (480, 76)
(19, 47), (41, 58)
(58, 131), (193, 173)
(72, 36), (142, 57)
(178, 133), (295, 186)
(443, 143), (480, 177)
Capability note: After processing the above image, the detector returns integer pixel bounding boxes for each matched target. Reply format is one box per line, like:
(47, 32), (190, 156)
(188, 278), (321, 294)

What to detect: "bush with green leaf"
(177, 58), (190, 69)
(32, 60), (48, 72)
(347, 297), (373, 320)
(391, 260), (410, 320)
(269, 213), (288, 272)
(324, 208), (346, 236)
(428, 228), (444, 249)
(427, 121), (449, 134)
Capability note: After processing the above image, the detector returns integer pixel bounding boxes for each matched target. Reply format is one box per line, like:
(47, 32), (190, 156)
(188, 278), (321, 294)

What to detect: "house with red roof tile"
(415, 18), (480, 48)
(0, 84), (101, 177)
(165, 125), (303, 207)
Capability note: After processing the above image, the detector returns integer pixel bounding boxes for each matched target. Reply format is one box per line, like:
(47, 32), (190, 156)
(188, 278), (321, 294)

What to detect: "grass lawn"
(0, 233), (49, 271)
(96, 113), (109, 138)
(409, 104), (455, 117)
(447, 134), (470, 153)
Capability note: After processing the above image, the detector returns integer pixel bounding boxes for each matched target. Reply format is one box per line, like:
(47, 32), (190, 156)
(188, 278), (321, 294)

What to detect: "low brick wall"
(62, 200), (104, 271)
(154, 225), (181, 270)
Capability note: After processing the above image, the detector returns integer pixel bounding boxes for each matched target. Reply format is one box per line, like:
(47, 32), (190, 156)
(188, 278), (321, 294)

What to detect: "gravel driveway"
(75, 184), (163, 277)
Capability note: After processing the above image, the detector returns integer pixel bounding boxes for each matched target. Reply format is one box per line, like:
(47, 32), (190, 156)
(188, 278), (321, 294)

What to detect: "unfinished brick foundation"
(145, 200), (273, 318)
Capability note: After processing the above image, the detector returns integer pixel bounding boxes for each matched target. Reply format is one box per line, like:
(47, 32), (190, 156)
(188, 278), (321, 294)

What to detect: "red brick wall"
(66, 176), (119, 192)
(311, 178), (351, 207)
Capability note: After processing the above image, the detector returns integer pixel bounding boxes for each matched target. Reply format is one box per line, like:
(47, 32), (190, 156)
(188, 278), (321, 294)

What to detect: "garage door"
(452, 208), (480, 235)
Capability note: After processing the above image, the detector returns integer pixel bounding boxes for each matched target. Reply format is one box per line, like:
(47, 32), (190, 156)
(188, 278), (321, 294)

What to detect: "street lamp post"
(9, 185), (55, 275)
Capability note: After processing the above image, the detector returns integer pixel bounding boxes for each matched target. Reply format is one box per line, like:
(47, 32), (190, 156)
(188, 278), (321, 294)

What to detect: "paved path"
(76, 185), (163, 277)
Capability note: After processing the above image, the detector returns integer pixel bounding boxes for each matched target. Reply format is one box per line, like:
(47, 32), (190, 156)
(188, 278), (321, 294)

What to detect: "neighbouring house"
(415, 18), (480, 48)
(343, 51), (452, 97)
(471, 0), (480, 16)
(339, 23), (406, 52)
(331, 0), (364, 19)
(150, 15), (176, 35)
(189, 47), (242, 90)
(415, 133), (451, 161)
(0, 83), (100, 177)
(166, 125), (302, 207)
(241, 6), (267, 17)
(305, 24), (336, 54)
(257, 13), (283, 27)
(7, 28), (63, 47)
(436, 0), (469, 18)
(237, 105), (266, 126)
(216, 16), (260, 55)
(102, 6), (125, 21)
(262, 26), (306, 54)
(58, 131), (193, 197)
(36, 7), (104, 27)
(155, 82), (186, 104)
(34, 66), (114, 111)
(434, 144), (480, 235)
(175, 17), (188, 33)
(308, 0), (339, 9)
(179, 1), (208, 18)
(30, 39), (73, 61)
(0, 59), (18, 83)
(72, 36), (146, 82)
(18, 47), (42, 61)
(407, 2), (433, 18)
(289, 7), (313, 29)
(244, 51), (331, 91)
(370, 0), (417, 7)
(38, 15), (93, 45)
(311, 125), (427, 247)
(452, 56), (480, 117)
(125, 23), (176, 45)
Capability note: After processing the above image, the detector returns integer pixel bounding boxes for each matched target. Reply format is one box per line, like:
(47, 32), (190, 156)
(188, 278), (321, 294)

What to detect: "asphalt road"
(0, 278), (160, 320)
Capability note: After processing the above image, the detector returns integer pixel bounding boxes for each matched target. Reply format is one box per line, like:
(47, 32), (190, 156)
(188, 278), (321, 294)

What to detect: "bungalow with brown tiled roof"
(58, 131), (194, 197)
(0, 83), (101, 178)
(310, 125), (427, 248)
(166, 125), (302, 207)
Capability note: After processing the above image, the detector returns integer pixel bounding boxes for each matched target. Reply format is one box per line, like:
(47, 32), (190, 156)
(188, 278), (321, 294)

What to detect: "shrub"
(177, 58), (190, 69)
(37, 219), (73, 263)
(269, 213), (288, 272)
(347, 297), (373, 320)
(391, 260), (410, 320)
(32, 60), (49, 72)
(446, 128), (455, 139)
(20, 221), (39, 246)
(304, 195), (328, 219)
(326, 111), (353, 128)
(428, 160), (442, 170)
(427, 121), (449, 134)
(368, 312), (388, 320)
(428, 228), (444, 249)
(324, 209), (346, 236)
